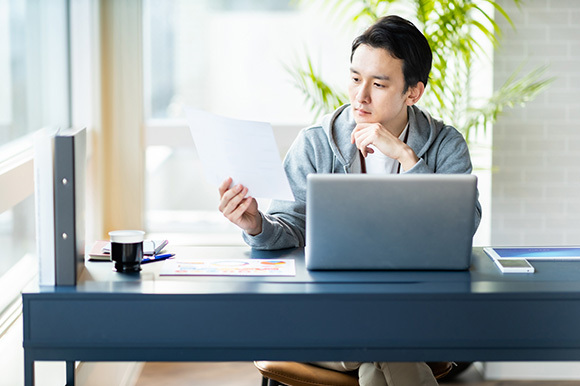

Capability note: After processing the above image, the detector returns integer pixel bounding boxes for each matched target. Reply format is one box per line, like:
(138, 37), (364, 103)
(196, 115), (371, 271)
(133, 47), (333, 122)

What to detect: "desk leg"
(24, 352), (34, 386)
(66, 361), (75, 386)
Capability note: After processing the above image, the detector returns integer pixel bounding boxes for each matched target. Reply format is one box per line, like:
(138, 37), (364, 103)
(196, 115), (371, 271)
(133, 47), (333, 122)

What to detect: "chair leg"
(261, 377), (284, 386)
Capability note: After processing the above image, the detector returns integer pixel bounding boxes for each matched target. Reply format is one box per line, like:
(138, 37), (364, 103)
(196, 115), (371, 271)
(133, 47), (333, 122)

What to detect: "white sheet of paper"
(185, 107), (294, 201)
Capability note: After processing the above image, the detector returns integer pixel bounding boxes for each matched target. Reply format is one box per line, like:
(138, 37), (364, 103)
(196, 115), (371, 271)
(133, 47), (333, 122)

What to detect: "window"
(0, 0), (70, 318)
(144, 0), (350, 124)
(143, 0), (491, 245)
(143, 0), (353, 235)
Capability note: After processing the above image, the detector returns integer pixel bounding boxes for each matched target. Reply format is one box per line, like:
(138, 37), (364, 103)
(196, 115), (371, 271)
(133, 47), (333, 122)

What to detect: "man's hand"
(351, 122), (419, 171)
(218, 177), (262, 236)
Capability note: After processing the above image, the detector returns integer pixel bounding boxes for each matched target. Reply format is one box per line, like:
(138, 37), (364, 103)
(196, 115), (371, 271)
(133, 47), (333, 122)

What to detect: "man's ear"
(405, 82), (425, 106)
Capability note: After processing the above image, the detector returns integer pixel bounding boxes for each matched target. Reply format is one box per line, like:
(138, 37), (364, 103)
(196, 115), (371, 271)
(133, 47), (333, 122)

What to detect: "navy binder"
(54, 128), (86, 285)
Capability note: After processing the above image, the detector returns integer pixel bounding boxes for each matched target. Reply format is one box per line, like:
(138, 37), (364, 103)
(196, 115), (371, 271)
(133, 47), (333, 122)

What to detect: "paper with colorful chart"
(160, 258), (296, 276)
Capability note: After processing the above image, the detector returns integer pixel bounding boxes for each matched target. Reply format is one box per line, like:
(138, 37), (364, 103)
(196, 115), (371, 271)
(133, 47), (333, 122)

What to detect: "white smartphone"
(493, 258), (535, 273)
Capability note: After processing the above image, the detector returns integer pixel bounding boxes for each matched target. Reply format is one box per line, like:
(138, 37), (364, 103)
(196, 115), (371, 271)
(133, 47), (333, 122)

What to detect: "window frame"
(0, 140), (34, 215)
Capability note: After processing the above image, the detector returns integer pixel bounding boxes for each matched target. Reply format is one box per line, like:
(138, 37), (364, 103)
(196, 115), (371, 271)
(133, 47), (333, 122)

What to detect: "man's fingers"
(221, 186), (248, 216)
(217, 180), (261, 234)
(351, 125), (365, 143)
(218, 177), (233, 197)
(218, 183), (243, 213)
(353, 130), (373, 157)
(229, 197), (252, 223)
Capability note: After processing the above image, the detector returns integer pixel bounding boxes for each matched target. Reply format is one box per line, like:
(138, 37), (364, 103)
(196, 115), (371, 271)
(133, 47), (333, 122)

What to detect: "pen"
(141, 253), (175, 264)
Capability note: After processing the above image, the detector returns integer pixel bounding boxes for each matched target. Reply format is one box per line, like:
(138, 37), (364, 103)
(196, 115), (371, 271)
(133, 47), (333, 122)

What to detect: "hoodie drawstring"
(331, 154), (335, 174)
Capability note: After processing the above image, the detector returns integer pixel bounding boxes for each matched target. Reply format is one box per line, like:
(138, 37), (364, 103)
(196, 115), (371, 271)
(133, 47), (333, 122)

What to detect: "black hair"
(351, 15), (432, 92)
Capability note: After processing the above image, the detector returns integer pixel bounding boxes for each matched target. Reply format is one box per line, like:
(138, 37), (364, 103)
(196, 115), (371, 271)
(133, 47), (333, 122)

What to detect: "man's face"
(348, 44), (415, 131)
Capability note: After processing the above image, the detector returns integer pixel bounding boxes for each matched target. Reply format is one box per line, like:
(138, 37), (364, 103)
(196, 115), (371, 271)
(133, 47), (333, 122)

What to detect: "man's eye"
(374, 83), (385, 88)
(352, 77), (360, 82)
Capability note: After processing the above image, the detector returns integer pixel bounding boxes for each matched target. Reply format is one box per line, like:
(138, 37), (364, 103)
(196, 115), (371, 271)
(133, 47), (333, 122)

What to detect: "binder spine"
(54, 135), (77, 286)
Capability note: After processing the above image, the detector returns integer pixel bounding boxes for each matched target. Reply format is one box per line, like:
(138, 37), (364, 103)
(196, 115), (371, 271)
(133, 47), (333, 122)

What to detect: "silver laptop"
(305, 174), (477, 270)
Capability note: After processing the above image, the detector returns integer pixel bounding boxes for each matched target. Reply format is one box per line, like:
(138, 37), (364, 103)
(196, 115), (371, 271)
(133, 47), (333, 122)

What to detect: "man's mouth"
(354, 107), (371, 116)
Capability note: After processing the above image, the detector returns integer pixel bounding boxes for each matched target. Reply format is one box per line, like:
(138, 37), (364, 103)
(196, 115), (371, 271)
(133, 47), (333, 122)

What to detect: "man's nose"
(356, 84), (370, 104)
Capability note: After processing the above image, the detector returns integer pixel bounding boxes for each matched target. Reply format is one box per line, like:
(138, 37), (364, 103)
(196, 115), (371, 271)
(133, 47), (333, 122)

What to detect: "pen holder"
(109, 230), (145, 273)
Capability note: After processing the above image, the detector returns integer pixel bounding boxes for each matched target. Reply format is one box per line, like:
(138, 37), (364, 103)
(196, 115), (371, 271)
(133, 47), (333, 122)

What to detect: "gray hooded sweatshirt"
(243, 104), (482, 250)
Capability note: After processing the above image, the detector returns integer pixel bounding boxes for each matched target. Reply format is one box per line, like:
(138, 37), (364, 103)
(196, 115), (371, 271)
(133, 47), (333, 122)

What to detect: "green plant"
(288, 0), (553, 142)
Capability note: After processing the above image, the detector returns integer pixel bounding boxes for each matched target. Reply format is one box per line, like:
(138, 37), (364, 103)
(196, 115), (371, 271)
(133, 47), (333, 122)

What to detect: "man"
(219, 15), (481, 385)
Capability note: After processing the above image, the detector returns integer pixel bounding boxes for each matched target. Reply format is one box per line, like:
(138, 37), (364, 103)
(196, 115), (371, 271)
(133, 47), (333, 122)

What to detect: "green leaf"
(462, 64), (554, 141)
(284, 52), (348, 120)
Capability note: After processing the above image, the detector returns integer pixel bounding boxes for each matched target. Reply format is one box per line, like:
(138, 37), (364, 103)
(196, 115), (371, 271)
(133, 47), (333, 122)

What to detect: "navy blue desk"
(22, 247), (580, 385)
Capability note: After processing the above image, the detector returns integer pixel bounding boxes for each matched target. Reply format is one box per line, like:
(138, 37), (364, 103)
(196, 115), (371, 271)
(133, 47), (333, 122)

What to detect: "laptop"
(305, 174), (477, 270)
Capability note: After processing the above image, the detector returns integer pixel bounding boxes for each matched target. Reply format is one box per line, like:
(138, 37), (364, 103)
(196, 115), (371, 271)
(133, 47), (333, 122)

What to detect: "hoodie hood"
(321, 105), (356, 169)
(320, 104), (445, 170)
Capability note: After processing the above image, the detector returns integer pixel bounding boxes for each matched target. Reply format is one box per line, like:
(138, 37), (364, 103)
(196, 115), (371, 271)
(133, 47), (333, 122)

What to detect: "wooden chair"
(255, 361), (454, 386)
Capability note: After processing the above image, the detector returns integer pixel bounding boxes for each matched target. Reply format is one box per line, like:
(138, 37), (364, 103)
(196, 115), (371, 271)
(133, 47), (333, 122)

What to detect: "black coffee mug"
(109, 230), (145, 273)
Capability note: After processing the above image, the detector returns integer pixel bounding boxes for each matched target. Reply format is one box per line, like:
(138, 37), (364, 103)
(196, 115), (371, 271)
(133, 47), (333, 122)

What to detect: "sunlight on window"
(144, 0), (356, 235)
(0, 0), (69, 147)
(143, 0), (492, 245)
(0, 0), (69, 313)
(0, 0), (14, 146)
(0, 196), (35, 278)
(144, 0), (352, 125)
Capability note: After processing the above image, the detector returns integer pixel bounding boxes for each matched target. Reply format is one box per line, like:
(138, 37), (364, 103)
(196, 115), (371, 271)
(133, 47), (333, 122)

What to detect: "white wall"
(491, 0), (580, 246)
(487, 0), (580, 380)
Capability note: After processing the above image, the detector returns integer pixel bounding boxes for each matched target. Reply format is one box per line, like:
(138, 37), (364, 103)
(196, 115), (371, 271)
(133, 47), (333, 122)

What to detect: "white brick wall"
(492, 0), (580, 246)
(488, 4), (580, 380)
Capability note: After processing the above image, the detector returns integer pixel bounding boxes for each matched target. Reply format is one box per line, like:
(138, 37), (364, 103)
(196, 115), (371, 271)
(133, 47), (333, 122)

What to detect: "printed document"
(185, 107), (294, 201)
(160, 258), (296, 276)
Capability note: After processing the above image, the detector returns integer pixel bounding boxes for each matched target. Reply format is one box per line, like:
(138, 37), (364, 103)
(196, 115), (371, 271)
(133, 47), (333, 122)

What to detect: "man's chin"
(354, 117), (375, 124)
